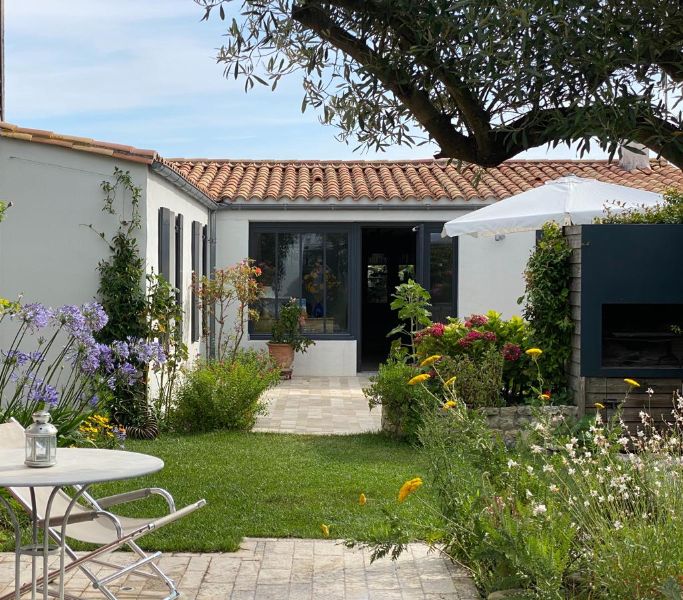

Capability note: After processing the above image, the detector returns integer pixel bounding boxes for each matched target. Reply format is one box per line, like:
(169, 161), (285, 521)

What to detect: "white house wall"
(458, 231), (535, 320)
(0, 137), (148, 311)
(144, 172), (210, 363)
(215, 208), (535, 375)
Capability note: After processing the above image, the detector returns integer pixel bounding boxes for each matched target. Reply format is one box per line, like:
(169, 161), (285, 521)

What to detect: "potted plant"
(267, 299), (315, 375)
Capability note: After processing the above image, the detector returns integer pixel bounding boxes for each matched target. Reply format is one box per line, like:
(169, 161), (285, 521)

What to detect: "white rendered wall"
(0, 137), (148, 309)
(215, 207), (533, 375)
(457, 231), (535, 319)
(144, 172), (211, 362)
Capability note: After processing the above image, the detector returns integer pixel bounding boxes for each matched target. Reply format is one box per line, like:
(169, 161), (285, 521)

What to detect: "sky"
(4, 0), (610, 161)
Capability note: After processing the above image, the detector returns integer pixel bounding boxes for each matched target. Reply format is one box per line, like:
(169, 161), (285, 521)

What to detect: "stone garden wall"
(481, 405), (579, 445)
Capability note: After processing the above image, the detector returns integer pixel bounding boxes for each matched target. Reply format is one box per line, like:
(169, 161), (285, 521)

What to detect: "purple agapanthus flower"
(111, 340), (130, 361)
(18, 303), (53, 330)
(70, 340), (100, 375)
(29, 351), (45, 364)
(89, 394), (100, 408)
(28, 380), (59, 407)
(2, 349), (30, 366)
(54, 305), (86, 334)
(97, 344), (115, 373)
(117, 362), (139, 387)
(81, 302), (108, 332)
(129, 338), (166, 365)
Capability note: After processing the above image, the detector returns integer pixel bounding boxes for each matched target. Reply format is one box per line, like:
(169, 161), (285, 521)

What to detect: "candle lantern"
(25, 408), (57, 467)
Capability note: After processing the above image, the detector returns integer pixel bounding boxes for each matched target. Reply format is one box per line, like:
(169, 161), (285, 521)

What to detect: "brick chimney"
(618, 142), (651, 171)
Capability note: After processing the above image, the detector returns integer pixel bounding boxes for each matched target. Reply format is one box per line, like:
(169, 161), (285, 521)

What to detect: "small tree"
(193, 259), (263, 362)
(388, 279), (432, 360)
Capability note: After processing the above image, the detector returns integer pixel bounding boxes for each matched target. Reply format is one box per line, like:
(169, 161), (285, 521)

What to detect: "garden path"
(255, 376), (381, 435)
(0, 538), (479, 599)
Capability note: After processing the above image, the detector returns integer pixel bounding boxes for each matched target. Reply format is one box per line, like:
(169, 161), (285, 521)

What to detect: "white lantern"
(25, 408), (57, 468)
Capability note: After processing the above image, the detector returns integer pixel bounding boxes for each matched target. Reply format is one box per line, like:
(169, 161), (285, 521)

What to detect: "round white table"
(0, 448), (163, 600)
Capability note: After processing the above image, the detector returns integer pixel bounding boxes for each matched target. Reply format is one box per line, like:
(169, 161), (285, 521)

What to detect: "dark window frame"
(421, 223), (458, 320)
(249, 223), (357, 341)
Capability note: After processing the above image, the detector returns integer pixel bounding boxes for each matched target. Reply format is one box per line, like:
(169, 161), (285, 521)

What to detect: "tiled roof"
(164, 158), (683, 204)
(2, 121), (681, 204)
(0, 121), (158, 165)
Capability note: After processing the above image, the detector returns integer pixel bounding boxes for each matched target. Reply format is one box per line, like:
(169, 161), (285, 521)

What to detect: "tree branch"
(292, 2), (481, 162)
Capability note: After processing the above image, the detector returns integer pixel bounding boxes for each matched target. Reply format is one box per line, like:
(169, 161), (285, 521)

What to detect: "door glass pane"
(253, 232), (277, 333)
(301, 233), (325, 333)
(429, 232), (454, 323)
(325, 233), (348, 333)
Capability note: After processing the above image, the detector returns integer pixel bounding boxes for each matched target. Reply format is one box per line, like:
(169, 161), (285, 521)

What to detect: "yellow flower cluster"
(79, 414), (117, 441)
(408, 374), (431, 385)
(398, 477), (423, 502)
(419, 355), (442, 368)
(359, 493), (367, 506)
(443, 376), (457, 388)
(320, 523), (330, 538)
(442, 400), (457, 410)
(525, 348), (543, 359)
(624, 378), (640, 388)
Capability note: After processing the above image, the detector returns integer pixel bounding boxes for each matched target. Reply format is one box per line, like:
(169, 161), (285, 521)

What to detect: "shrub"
(172, 350), (280, 432)
(415, 311), (536, 404)
(438, 347), (504, 408)
(270, 298), (315, 353)
(518, 222), (572, 399)
(600, 188), (683, 224)
(364, 353), (433, 441)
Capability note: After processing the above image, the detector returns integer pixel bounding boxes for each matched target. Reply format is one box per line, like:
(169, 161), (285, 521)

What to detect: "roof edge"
(151, 161), (217, 210)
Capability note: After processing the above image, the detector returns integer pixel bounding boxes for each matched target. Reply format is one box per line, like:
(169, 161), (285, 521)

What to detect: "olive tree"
(196, 0), (683, 168)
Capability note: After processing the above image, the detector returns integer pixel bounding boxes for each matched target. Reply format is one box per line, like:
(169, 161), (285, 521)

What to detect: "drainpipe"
(209, 210), (217, 359)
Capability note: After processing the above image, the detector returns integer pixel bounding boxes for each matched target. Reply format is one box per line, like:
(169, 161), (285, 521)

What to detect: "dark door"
(360, 227), (417, 370)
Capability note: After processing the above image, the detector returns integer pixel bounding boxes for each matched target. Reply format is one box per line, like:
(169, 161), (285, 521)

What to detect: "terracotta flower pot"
(267, 342), (295, 371)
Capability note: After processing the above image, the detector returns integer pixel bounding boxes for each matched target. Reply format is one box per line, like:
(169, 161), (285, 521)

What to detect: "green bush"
(600, 188), (683, 224)
(439, 347), (505, 408)
(172, 351), (280, 432)
(364, 353), (434, 441)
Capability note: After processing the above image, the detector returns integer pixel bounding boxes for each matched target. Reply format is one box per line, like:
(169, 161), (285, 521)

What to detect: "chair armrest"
(96, 488), (176, 513)
(40, 510), (124, 537)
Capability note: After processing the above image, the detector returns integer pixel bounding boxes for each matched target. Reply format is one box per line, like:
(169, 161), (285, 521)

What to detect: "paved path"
(0, 538), (479, 599)
(255, 376), (382, 435)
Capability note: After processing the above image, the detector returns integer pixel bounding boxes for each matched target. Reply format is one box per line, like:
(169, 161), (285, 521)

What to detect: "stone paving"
(255, 376), (381, 435)
(0, 538), (479, 599)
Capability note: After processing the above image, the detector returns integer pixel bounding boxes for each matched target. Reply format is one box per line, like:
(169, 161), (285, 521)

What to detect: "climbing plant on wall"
(518, 222), (573, 398)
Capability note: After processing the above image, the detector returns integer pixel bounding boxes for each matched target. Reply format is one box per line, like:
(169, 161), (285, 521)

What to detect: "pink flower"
(502, 342), (522, 361)
(483, 331), (497, 342)
(430, 323), (445, 337)
(465, 314), (488, 328)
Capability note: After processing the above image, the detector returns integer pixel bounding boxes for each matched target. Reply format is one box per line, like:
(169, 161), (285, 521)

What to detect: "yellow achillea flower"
(320, 524), (330, 538)
(359, 493), (367, 506)
(525, 348), (543, 358)
(408, 374), (431, 385)
(442, 400), (457, 410)
(540, 393), (551, 401)
(443, 376), (457, 387)
(419, 355), (442, 368)
(594, 402), (605, 410)
(398, 477), (423, 502)
(624, 378), (640, 388)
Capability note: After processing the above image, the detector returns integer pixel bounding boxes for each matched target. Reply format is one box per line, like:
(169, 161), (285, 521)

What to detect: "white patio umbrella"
(442, 175), (663, 237)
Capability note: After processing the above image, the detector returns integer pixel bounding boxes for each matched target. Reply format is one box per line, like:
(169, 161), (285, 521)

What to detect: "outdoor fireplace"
(577, 224), (683, 379)
(602, 303), (683, 370)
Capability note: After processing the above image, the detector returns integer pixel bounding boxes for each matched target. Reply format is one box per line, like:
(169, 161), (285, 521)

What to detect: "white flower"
(549, 484), (559, 493)
(507, 459), (518, 468)
(532, 503), (547, 516)
(646, 387), (654, 395)
(542, 464), (554, 473)
(618, 437), (629, 446)
(614, 520), (623, 530)
(583, 500), (590, 507)
(526, 489), (534, 498)
(526, 465), (534, 474)
(531, 445), (543, 454)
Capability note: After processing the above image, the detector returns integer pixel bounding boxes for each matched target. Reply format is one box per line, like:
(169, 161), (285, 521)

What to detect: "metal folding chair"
(0, 419), (206, 599)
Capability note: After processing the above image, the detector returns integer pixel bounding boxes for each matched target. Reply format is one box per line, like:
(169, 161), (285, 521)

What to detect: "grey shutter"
(175, 214), (184, 307)
(191, 221), (202, 342)
(158, 208), (173, 282)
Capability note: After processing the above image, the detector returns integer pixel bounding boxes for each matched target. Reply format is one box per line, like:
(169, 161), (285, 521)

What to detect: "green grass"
(49, 432), (436, 552)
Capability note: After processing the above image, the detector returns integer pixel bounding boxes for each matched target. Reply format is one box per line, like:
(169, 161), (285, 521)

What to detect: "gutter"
(151, 161), (217, 210)
(216, 201), (491, 211)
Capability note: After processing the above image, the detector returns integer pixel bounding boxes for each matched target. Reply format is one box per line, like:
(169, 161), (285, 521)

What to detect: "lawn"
(67, 431), (435, 552)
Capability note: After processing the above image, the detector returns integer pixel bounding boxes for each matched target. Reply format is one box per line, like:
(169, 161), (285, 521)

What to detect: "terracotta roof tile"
(0, 121), (157, 164)
(160, 158), (683, 204)
(3, 121), (682, 206)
